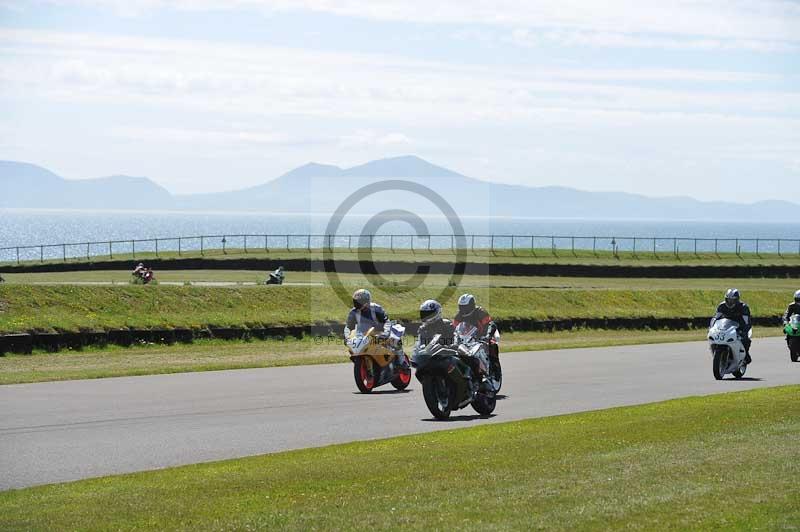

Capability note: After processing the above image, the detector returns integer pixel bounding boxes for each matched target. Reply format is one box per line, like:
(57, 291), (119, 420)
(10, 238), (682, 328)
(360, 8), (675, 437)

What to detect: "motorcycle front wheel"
(471, 392), (496, 416)
(353, 357), (375, 393)
(489, 357), (502, 393)
(422, 376), (454, 420)
(732, 362), (747, 379)
(712, 348), (727, 380)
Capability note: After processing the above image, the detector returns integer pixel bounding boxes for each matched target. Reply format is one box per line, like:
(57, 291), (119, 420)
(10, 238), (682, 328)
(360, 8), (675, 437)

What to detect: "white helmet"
(794, 289), (800, 304)
(419, 299), (442, 324)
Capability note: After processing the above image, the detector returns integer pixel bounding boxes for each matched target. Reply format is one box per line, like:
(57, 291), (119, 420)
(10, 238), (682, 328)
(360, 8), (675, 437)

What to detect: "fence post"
(735, 238), (739, 257)
(40, 245), (44, 263)
(390, 234), (394, 253)
(16, 246), (19, 265)
(244, 235), (248, 254)
(511, 236), (516, 256)
(63, 243), (66, 262)
(155, 238), (159, 258)
(593, 236), (597, 257)
(530, 235), (534, 256)
(693, 238), (697, 257)
(427, 235), (431, 253)
(653, 237), (656, 258)
(632, 237), (636, 258)
(86, 242), (90, 261)
(201, 236), (204, 256)
(451, 234), (455, 254)
(265, 235), (269, 252)
(756, 238), (760, 256)
(178, 237), (182, 256)
(132, 240), (135, 259)
(348, 235), (352, 252)
(490, 235), (495, 255)
(571, 236), (575, 256)
(109, 241), (113, 260)
(714, 239), (718, 257)
(673, 238), (677, 258)
(551, 236), (555, 256)
(778, 239), (782, 257)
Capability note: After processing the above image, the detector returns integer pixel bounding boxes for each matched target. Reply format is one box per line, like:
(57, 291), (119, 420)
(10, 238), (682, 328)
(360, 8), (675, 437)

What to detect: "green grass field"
(4, 244), (800, 267)
(3, 269), (800, 292)
(1, 385), (797, 530)
(3, 327), (771, 385)
(0, 283), (793, 334)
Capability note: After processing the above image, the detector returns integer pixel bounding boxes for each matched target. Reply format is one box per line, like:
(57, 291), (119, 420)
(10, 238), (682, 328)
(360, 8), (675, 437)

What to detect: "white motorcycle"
(707, 318), (750, 380)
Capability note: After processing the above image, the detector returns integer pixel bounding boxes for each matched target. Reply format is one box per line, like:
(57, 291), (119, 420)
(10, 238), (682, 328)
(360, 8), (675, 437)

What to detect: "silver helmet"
(794, 289), (800, 304)
(352, 288), (371, 309)
(419, 299), (442, 324)
(457, 293), (477, 317)
(724, 288), (740, 309)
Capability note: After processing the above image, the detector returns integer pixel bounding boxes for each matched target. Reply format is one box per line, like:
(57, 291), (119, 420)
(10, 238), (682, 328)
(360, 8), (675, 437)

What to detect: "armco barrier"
(0, 316), (783, 355)
(0, 257), (798, 278)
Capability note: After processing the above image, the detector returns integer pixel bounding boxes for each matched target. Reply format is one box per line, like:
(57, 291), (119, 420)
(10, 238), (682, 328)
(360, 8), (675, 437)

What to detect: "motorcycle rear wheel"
(353, 357), (375, 393)
(391, 367), (412, 390)
(422, 376), (454, 420)
(790, 348), (798, 363)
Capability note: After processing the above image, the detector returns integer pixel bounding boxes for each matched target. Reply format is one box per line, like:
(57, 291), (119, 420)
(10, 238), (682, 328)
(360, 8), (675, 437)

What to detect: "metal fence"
(1, 233), (800, 264)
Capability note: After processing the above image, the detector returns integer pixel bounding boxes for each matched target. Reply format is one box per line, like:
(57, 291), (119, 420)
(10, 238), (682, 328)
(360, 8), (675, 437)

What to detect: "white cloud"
(1, 29), (797, 128)
(507, 28), (798, 52)
(339, 130), (413, 149)
(15, 0), (800, 44)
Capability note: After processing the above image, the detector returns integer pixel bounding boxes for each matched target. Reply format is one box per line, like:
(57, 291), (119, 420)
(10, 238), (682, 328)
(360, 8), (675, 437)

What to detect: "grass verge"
(1, 385), (798, 530)
(0, 327), (782, 385)
(0, 284), (792, 334)
(5, 245), (800, 267)
(3, 270), (800, 292)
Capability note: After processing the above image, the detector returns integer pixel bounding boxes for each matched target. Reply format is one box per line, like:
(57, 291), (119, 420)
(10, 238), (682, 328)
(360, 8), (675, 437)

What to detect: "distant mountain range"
(1, 156), (798, 222)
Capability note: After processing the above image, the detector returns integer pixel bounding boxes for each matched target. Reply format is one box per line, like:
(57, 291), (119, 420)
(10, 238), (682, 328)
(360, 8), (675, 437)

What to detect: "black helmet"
(794, 289), (800, 304)
(352, 288), (371, 309)
(458, 293), (476, 317)
(724, 288), (740, 309)
(419, 299), (442, 323)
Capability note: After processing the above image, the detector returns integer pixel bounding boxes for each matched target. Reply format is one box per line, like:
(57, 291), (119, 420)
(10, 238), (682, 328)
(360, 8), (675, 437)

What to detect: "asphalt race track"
(2, 337), (799, 490)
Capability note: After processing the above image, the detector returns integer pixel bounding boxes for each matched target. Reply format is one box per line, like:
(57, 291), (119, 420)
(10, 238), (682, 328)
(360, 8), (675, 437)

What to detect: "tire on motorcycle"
(712, 348), (726, 380)
(471, 392), (496, 416)
(732, 362), (747, 379)
(391, 367), (412, 391)
(790, 347), (798, 363)
(489, 357), (502, 394)
(422, 376), (454, 420)
(353, 357), (375, 394)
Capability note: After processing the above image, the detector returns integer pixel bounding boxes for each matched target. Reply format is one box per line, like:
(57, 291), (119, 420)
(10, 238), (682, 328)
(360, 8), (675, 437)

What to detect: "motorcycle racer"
(453, 293), (498, 353)
(416, 299), (455, 348)
(782, 289), (800, 325)
(344, 288), (388, 338)
(712, 288), (752, 364)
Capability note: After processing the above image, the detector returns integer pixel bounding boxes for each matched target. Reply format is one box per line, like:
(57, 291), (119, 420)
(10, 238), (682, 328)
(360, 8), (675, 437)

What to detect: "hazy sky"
(1, 1), (798, 201)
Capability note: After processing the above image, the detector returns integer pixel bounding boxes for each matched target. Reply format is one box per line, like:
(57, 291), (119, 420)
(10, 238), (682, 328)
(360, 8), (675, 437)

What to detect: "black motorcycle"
(412, 333), (496, 420)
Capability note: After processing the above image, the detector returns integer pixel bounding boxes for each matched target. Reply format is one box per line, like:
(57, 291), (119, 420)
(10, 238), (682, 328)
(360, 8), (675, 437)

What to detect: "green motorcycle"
(784, 314), (800, 363)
